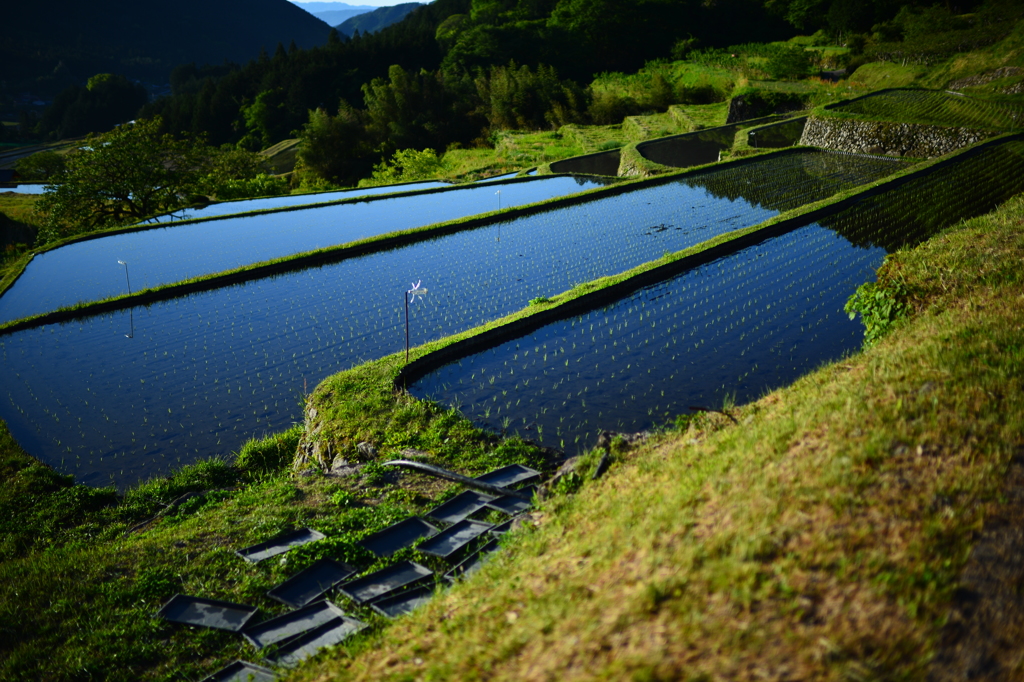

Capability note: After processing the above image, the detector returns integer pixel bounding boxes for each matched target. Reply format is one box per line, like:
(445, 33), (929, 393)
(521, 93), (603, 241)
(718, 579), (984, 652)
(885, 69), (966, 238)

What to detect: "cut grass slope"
(293, 193), (1024, 680)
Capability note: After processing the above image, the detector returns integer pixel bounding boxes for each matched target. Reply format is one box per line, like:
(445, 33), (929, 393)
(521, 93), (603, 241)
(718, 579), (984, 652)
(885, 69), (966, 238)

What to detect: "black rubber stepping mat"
(243, 600), (347, 649)
(444, 539), (500, 582)
(417, 520), (494, 559)
(485, 486), (535, 515)
(264, 615), (367, 668)
(475, 464), (540, 488)
(236, 528), (325, 563)
(157, 594), (257, 632)
(267, 559), (355, 608)
(369, 584), (435, 619)
(426, 490), (495, 524)
(201, 660), (277, 681)
(357, 517), (438, 557)
(338, 561), (433, 605)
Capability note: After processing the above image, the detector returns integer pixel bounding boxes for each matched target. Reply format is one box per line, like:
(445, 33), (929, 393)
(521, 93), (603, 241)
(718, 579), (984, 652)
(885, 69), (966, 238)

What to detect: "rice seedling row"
(827, 89), (1024, 130)
(0, 150), (907, 488)
(408, 139), (1024, 453)
(0, 175), (613, 325)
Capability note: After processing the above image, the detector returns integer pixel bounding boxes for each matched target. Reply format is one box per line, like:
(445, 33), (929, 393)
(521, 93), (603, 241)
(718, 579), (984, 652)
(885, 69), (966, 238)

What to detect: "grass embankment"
(294, 185), (1024, 681)
(0, 192), (42, 280)
(0, 367), (550, 680)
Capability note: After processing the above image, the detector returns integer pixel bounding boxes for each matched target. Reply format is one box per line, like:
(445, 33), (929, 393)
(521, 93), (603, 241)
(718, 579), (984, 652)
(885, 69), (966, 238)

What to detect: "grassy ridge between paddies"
(381, 133), (1023, 392)
(293, 180), (1024, 681)
(0, 134), (958, 336)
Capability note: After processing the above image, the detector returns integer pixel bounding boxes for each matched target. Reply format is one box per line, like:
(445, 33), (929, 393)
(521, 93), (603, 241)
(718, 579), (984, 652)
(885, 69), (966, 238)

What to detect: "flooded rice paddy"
(0, 176), (612, 324)
(0, 150), (913, 487)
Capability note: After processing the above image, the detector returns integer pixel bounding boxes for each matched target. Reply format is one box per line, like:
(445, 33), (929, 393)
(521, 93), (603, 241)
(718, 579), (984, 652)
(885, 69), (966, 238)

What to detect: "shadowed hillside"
(336, 3), (424, 36)
(2, 0), (332, 96)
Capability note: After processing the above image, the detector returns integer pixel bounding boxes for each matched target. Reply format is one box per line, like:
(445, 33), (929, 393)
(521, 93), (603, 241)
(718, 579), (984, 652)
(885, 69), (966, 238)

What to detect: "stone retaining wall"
(800, 116), (994, 158)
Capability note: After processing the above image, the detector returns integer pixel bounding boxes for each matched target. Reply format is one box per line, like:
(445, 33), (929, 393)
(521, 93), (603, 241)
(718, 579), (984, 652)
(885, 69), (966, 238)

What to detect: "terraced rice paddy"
(0, 150), (908, 487)
(409, 139), (1024, 452)
(748, 117), (808, 149)
(145, 180), (450, 223)
(827, 89), (1024, 130)
(0, 176), (613, 325)
(637, 124), (740, 168)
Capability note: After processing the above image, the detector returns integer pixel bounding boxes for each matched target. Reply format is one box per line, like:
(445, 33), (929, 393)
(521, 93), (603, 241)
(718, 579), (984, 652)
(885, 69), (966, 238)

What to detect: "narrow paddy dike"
(142, 178), (450, 223)
(0, 149), (906, 489)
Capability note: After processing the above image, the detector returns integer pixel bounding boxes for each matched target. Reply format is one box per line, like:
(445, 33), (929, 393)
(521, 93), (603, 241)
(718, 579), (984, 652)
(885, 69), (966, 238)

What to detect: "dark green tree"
(36, 117), (213, 241)
(37, 73), (148, 139)
(362, 64), (477, 155)
(237, 89), (291, 151)
(475, 61), (587, 130)
(13, 151), (66, 181)
(295, 102), (374, 186)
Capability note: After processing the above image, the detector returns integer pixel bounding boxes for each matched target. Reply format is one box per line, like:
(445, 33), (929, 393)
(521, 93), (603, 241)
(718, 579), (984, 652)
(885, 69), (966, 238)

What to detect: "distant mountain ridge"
(336, 3), (424, 37)
(291, 1), (376, 26)
(3, 0), (332, 96)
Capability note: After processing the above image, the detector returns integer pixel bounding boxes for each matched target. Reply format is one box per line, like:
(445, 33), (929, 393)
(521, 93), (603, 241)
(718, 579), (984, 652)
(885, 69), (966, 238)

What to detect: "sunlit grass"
(293, 184), (1024, 682)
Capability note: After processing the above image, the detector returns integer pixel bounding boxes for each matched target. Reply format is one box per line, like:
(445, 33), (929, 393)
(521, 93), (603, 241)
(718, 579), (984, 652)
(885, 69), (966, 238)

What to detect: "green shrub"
(204, 173), (288, 200)
(844, 259), (909, 346)
(368, 148), (450, 185)
(763, 46), (814, 80)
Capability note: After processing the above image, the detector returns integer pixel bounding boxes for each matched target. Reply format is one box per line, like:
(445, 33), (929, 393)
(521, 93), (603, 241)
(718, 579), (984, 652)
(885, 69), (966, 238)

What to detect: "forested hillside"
(10, 0), (1020, 189)
(134, 0), (792, 182)
(1, 0), (331, 98)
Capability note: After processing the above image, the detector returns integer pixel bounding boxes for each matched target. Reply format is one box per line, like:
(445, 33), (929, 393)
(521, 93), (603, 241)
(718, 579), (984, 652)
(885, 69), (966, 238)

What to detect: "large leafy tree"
(36, 117), (212, 242)
(295, 102), (375, 187)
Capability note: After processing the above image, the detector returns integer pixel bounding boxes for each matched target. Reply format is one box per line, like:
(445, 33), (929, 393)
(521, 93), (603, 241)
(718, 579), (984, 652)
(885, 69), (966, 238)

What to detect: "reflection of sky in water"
(0, 150), (910, 488)
(411, 223), (882, 452)
(0, 176), (611, 324)
(409, 140), (1024, 452)
(1, 184), (49, 195)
